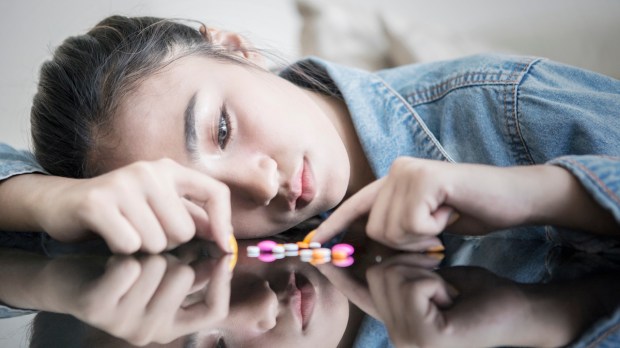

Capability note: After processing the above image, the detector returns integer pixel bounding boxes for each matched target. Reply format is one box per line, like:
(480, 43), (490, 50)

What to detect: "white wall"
(0, 0), (301, 150)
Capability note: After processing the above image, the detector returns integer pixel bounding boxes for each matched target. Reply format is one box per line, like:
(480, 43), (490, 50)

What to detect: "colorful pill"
(247, 246), (260, 256)
(331, 250), (348, 259)
(297, 242), (309, 249)
(332, 257), (354, 268)
(332, 243), (354, 256)
(284, 243), (299, 251)
(310, 257), (331, 265)
(309, 242), (321, 249)
(258, 240), (277, 252)
(272, 245), (285, 254)
(312, 248), (331, 258)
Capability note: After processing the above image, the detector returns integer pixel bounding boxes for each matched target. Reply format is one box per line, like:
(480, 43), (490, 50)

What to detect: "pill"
(247, 246), (260, 256)
(272, 245), (285, 254)
(332, 243), (355, 256)
(312, 248), (331, 258)
(309, 242), (321, 249)
(297, 242), (309, 249)
(302, 230), (316, 244)
(258, 240), (277, 252)
(285, 250), (299, 257)
(274, 253), (285, 259)
(258, 253), (277, 263)
(300, 254), (312, 262)
(310, 256), (331, 265)
(299, 249), (314, 257)
(332, 257), (354, 268)
(284, 243), (299, 251)
(332, 250), (348, 259)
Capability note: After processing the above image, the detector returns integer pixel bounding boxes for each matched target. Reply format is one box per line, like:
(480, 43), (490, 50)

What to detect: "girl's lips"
(288, 157), (316, 211)
(296, 158), (316, 210)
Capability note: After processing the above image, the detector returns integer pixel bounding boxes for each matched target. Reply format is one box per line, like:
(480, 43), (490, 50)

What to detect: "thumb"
(314, 179), (384, 244)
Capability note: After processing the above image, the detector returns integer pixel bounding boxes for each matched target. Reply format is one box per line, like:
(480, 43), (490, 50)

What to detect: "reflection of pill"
(299, 249), (313, 257)
(332, 243), (354, 256)
(272, 245), (285, 253)
(300, 254), (312, 262)
(332, 257), (354, 268)
(310, 257), (331, 265)
(258, 253), (277, 262)
(285, 250), (299, 257)
(309, 242), (321, 249)
(258, 240), (277, 252)
(284, 243), (299, 251)
(297, 242), (309, 249)
(274, 253), (285, 259)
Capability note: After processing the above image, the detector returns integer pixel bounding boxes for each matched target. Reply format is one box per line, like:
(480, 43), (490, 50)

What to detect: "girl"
(0, 15), (618, 256)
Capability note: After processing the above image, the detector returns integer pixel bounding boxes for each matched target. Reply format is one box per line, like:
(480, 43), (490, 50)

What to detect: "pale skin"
(0, 28), (617, 255)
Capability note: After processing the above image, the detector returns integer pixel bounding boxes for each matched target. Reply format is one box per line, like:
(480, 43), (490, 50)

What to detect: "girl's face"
(111, 55), (351, 238)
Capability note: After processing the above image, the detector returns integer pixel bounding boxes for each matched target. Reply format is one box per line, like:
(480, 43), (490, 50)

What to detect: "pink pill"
(258, 240), (277, 252)
(332, 256), (354, 268)
(258, 253), (277, 263)
(332, 243), (354, 256)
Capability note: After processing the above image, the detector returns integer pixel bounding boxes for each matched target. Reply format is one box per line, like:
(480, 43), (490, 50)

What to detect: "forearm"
(0, 174), (73, 232)
(523, 165), (618, 235)
(0, 249), (49, 310)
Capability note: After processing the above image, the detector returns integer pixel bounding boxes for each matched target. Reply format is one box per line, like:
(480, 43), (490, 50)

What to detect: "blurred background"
(1, 0), (619, 150)
(0, 0), (619, 345)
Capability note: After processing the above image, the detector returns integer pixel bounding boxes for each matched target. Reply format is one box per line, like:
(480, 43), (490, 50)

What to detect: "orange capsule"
(332, 250), (348, 260)
(297, 242), (309, 249)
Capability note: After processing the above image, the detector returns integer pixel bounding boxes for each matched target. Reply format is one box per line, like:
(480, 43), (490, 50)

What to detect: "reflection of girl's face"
(196, 247), (350, 347)
(109, 55), (351, 239)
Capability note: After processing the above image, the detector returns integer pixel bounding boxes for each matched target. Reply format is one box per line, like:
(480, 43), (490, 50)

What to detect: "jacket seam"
(561, 158), (620, 206)
(586, 322), (620, 348)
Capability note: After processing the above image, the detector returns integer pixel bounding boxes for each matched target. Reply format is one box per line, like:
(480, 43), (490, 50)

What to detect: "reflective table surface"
(1, 226), (620, 348)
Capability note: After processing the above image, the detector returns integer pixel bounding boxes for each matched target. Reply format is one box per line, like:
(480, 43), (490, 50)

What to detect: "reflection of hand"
(315, 253), (442, 321)
(39, 253), (232, 346)
(35, 159), (233, 253)
(366, 255), (580, 348)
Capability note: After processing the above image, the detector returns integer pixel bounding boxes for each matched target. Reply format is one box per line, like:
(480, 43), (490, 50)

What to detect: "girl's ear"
(199, 25), (265, 66)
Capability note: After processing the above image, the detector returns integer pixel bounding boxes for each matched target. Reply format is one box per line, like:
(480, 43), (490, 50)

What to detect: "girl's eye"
(217, 105), (232, 149)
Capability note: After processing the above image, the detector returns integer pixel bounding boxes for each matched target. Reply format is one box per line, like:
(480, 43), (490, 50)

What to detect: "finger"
(314, 178), (385, 244)
(88, 256), (142, 303)
(177, 255), (232, 330)
(120, 256), (168, 308)
(315, 263), (378, 318)
(366, 263), (393, 324)
(183, 198), (210, 238)
(366, 177), (397, 244)
(147, 188), (196, 248)
(120, 199), (168, 253)
(174, 166), (233, 252)
(87, 208), (142, 254)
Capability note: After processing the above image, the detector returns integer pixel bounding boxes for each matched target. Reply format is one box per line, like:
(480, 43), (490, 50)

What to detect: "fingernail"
(229, 235), (238, 255)
(427, 245), (445, 253)
(428, 252), (445, 261)
(303, 230), (316, 244)
(229, 253), (238, 271)
(447, 212), (460, 226)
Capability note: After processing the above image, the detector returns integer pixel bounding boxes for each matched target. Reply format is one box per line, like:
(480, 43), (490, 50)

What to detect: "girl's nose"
(250, 281), (278, 332)
(226, 153), (279, 206)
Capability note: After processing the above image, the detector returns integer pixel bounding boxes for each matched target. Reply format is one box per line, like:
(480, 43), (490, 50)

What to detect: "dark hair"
(30, 15), (253, 178)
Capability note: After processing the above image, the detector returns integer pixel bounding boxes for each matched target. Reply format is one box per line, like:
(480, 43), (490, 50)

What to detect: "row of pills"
(246, 239), (355, 267)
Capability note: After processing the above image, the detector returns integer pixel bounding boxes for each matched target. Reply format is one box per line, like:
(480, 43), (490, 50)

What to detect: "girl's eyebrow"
(184, 92), (199, 160)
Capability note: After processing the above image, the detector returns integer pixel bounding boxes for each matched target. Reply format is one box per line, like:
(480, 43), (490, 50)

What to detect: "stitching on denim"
(374, 79), (456, 163)
(564, 158), (620, 206)
(586, 322), (620, 348)
(511, 60), (537, 165)
(408, 75), (515, 105)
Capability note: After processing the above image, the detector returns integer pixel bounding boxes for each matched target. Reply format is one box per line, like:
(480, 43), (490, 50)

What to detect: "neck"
(306, 90), (376, 198)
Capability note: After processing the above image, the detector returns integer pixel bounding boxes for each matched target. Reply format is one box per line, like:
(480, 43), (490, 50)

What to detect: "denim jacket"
(1, 54), (620, 346)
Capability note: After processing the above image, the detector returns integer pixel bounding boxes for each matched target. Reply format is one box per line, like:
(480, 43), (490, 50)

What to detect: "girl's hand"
(40, 253), (233, 346)
(313, 157), (578, 250)
(36, 159), (233, 254)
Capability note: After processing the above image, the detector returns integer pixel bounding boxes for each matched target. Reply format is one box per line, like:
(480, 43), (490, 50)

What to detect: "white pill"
(285, 250), (299, 257)
(299, 249), (314, 257)
(284, 243), (299, 251)
(309, 242), (321, 249)
(300, 254), (312, 262)
(247, 246), (260, 256)
(272, 245), (285, 253)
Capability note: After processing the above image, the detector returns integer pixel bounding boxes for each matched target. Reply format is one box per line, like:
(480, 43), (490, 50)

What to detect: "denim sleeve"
(0, 143), (47, 181)
(516, 59), (620, 224)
